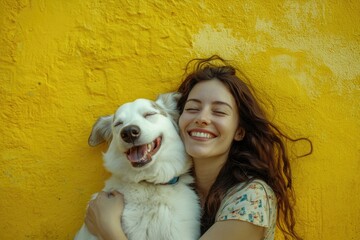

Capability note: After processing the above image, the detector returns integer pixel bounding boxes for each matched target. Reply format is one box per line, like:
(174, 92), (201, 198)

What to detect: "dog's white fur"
(75, 93), (200, 240)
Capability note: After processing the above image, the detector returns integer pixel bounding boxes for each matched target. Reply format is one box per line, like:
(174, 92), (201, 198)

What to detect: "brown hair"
(177, 55), (312, 239)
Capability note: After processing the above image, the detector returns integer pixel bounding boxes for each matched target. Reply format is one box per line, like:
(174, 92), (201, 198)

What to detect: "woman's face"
(179, 79), (243, 162)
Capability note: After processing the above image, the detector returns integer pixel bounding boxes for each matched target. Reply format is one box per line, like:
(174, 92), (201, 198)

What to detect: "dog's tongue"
(127, 145), (149, 163)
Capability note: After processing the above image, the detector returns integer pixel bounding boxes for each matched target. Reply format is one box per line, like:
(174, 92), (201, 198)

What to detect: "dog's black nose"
(121, 125), (141, 143)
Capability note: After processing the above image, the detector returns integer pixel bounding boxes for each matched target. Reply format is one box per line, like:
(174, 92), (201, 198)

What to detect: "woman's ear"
(234, 127), (245, 141)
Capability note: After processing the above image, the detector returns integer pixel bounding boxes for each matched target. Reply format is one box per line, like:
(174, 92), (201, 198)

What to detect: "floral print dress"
(216, 179), (277, 240)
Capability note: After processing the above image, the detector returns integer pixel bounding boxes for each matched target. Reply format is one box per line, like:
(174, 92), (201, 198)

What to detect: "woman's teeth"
(190, 132), (212, 139)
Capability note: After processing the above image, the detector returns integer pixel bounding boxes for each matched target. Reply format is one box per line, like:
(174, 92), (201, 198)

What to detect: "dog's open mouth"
(125, 136), (162, 168)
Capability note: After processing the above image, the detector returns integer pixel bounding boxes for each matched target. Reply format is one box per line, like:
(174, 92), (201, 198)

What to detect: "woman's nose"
(195, 110), (210, 126)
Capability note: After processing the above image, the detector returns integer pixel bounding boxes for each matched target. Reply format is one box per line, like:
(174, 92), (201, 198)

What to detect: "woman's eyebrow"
(186, 98), (201, 104)
(213, 101), (233, 109)
(186, 99), (233, 109)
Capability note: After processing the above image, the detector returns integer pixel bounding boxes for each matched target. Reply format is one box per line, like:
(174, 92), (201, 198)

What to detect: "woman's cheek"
(178, 114), (189, 141)
(178, 114), (185, 130)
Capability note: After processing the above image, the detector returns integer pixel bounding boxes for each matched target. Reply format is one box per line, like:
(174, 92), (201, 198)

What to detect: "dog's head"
(88, 92), (191, 184)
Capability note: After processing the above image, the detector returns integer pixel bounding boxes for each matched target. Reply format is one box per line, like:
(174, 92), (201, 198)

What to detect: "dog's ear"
(88, 115), (113, 147)
(155, 92), (181, 130)
(155, 92), (181, 112)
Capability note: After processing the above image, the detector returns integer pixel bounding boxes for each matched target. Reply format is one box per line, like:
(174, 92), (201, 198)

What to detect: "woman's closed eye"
(212, 109), (229, 116)
(184, 108), (200, 112)
(214, 111), (226, 115)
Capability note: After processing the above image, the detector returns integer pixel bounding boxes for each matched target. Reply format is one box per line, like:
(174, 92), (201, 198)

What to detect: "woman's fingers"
(85, 199), (98, 235)
(84, 190), (125, 237)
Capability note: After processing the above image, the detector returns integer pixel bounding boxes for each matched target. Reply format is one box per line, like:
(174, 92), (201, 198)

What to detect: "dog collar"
(161, 176), (180, 185)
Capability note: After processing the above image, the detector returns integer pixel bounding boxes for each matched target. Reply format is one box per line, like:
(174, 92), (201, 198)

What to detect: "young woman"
(84, 56), (312, 240)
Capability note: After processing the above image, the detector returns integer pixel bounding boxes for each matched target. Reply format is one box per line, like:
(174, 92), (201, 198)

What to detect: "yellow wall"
(1, 0), (359, 239)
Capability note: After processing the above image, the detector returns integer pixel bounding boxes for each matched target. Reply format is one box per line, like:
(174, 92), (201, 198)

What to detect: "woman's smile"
(188, 129), (216, 140)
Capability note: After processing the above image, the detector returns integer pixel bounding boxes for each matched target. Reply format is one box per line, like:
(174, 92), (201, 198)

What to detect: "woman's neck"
(193, 156), (226, 206)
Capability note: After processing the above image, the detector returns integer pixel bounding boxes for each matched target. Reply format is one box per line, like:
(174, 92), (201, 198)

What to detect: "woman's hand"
(85, 190), (127, 240)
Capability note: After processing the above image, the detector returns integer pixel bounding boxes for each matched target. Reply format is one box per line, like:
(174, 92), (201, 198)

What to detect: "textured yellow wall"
(1, 0), (359, 239)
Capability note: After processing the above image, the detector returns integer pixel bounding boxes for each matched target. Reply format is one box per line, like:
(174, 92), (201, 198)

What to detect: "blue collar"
(161, 176), (180, 185)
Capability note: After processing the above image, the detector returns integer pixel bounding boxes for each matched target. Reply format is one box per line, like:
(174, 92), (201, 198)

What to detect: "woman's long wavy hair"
(176, 55), (312, 240)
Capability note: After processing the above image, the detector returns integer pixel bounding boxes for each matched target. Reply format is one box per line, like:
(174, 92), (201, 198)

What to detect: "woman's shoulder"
(225, 179), (275, 201)
(216, 179), (277, 227)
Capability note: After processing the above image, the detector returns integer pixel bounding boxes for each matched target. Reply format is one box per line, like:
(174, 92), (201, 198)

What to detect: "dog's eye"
(144, 112), (157, 118)
(114, 121), (123, 127)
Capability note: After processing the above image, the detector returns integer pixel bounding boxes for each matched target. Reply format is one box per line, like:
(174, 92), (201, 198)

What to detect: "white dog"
(75, 93), (200, 240)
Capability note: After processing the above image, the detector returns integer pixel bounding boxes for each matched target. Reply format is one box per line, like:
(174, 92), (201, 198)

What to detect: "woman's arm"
(85, 191), (127, 240)
(200, 220), (264, 240)
(85, 191), (266, 240)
